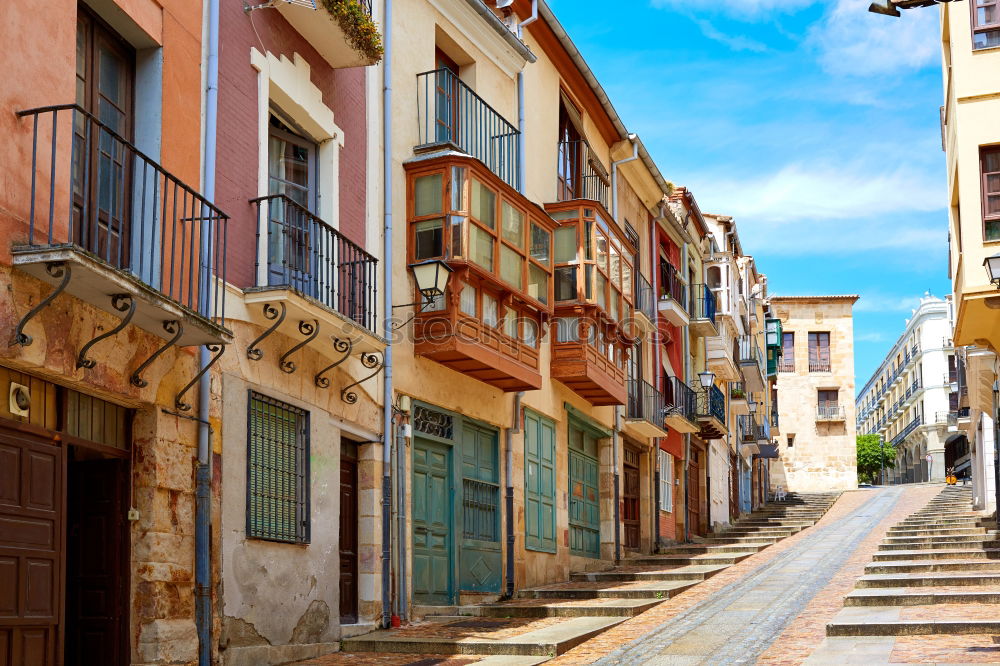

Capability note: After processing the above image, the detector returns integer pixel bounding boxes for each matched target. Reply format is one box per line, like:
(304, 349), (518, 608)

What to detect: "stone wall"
(770, 297), (858, 492)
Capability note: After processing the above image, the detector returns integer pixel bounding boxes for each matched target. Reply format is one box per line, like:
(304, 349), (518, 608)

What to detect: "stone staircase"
(340, 492), (839, 661)
(826, 485), (1000, 636)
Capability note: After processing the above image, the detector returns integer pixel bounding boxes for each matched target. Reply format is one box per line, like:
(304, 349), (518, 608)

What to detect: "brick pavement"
(545, 488), (882, 665)
(756, 484), (940, 666)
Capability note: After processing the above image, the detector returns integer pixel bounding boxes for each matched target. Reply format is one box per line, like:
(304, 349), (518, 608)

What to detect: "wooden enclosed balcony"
(406, 155), (554, 391)
(551, 306), (627, 405)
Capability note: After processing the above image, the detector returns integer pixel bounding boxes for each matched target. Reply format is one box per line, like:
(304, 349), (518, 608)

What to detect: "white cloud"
(808, 0), (940, 76)
(854, 295), (925, 313)
(692, 18), (770, 52)
(855, 331), (888, 342)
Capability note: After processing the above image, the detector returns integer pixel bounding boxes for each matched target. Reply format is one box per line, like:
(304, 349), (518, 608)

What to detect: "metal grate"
(247, 391), (310, 543)
(413, 405), (455, 440)
(462, 478), (499, 542)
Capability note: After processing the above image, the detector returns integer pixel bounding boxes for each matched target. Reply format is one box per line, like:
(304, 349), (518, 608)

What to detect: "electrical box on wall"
(9, 382), (29, 417)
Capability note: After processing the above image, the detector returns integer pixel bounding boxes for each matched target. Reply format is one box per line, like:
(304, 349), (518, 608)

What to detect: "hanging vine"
(319, 0), (384, 63)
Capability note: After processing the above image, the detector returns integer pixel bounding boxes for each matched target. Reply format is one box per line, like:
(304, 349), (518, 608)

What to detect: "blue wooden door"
(460, 422), (501, 593)
(524, 411), (556, 553)
(568, 421), (601, 558)
(412, 438), (453, 604)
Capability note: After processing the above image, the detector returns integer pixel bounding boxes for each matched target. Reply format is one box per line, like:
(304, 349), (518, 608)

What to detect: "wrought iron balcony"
(737, 335), (765, 392)
(251, 194), (378, 334)
(688, 284), (717, 337)
(626, 378), (667, 437)
(658, 261), (689, 327)
(816, 404), (846, 421)
(696, 384), (727, 438)
(13, 104), (230, 352)
(634, 271), (655, 323)
(416, 68), (520, 190)
(556, 139), (609, 210)
(663, 375), (698, 433)
(891, 414), (923, 445)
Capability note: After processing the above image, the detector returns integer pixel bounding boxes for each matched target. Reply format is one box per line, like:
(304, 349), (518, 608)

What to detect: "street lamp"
(868, 0), (953, 17)
(984, 254), (1000, 289)
(748, 399), (757, 415)
(699, 370), (716, 389)
(409, 259), (453, 306)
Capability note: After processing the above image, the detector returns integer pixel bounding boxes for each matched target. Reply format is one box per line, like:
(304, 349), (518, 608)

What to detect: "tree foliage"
(857, 434), (895, 484)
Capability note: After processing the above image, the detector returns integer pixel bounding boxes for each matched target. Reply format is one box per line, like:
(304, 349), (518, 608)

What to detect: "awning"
(757, 444), (779, 459)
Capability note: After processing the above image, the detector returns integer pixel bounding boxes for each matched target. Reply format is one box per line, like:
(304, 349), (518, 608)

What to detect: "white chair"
(774, 485), (787, 502)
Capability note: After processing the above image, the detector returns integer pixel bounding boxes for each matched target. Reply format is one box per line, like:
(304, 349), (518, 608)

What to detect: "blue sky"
(548, 0), (950, 394)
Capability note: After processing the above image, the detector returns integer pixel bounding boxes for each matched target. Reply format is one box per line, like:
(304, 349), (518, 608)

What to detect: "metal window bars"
(659, 262), (687, 310)
(252, 194), (378, 334)
(416, 68), (520, 190)
(635, 271), (655, 321)
(696, 384), (726, 423)
(626, 378), (666, 426)
(556, 139), (609, 210)
(690, 284), (716, 323)
(16, 104), (228, 323)
(664, 376), (698, 421)
(816, 404), (845, 420)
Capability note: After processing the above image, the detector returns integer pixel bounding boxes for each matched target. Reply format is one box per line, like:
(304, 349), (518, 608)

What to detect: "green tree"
(857, 434), (895, 484)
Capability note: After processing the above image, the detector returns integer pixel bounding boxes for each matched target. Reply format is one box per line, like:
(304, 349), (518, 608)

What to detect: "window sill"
(525, 544), (558, 555)
(972, 44), (1000, 55)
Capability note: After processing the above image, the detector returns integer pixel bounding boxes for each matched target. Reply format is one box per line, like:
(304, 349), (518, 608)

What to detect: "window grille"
(462, 478), (499, 542)
(247, 392), (310, 543)
(413, 405), (455, 439)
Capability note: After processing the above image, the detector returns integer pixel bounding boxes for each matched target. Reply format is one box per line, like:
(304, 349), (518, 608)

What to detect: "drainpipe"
(505, 392), (524, 598)
(396, 415), (408, 621)
(381, 0), (394, 630)
(515, 0), (536, 195)
(196, 0), (220, 662)
(649, 215), (661, 550)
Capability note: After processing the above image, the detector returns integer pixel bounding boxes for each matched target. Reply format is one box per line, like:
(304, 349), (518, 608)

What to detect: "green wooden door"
(524, 411), (556, 553)
(568, 421), (601, 558)
(413, 438), (453, 604)
(460, 422), (501, 593)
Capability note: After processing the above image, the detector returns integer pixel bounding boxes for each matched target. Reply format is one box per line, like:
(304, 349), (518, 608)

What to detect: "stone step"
(873, 547), (1000, 562)
(570, 564), (729, 583)
(844, 586), (1000, 606)
(664, 543), (771, 554)
(628, 552), (755, 567)
(856, 572), (1000, 588)
(342, 616), (624, 657)
(886, 528), (988, 537)
(518, 579), (696, 600)
(736, 520), (815, 527)
(866, 559), (1000, 574)
(882, 532), (1000, 544)
(457, 597), (662, 618)
(826, 605), (1000, 637)
(879, 538), (1000, 551)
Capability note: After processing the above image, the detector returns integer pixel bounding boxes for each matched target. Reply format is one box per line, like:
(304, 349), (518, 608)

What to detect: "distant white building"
(856, 295), (955, 483)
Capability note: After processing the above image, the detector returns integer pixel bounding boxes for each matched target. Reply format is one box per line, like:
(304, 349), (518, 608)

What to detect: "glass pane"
(556, 317), (579, 342)
(460, 283), (477, 317)
(554, 227), (578, 263)
(596, 273), (607, 310)
(470, 225), (494, 270)
(483, 293), (498, 327)
(451, 166), (466, 210)
(500, 245), (523, 289)
(523, 319), (538, 347)
(504, 312), (518, 339)
(528, 264), (547, 304)
(415, 174), (443, 217)
(471, 179), (496, 228)
(610, 243), (621, 287)
(531, 224), (551, 266)
(988, 195), (1000, 216)
(450, 215), (464, 258)
(979, 5), (997, 25)
(988, 173), (1000, 193)
(610, 288), (619, 320)
(423, 293), (446, 311)
(549, 209), (579, 221)
(622, 260), (633, 297)
(584, 221), (594, 260)
(501, 202), (524, 246)
(974, 28), (1000, 48)
(554, 266), (577, 301)
(596, 233), (608, 271)
(585, 265), (594, 300)
(414, 219), (444, 260)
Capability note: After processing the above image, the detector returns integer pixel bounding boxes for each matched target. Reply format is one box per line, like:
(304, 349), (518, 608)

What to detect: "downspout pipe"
(505, 391), (524, 598)
(196, 0), (219, 662)
(609, 135), (637, 564)
(681, 241), (692, 543)
(649, 214), (661, 550)
(381, 0), (394, 630)
(515, 1), (536, 195)
(396, 415), (408, 621)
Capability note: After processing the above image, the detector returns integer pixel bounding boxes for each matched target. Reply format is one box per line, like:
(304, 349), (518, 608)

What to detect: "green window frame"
(247, 391), (310, 544)
(524, 410), (556, 553)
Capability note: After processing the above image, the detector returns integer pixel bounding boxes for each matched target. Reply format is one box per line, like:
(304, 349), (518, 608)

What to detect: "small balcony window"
(973, 0), (1000, 50)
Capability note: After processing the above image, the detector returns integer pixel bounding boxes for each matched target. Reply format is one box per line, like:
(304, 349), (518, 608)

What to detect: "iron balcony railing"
(756, 419), (770, 442)
(252, 194), (378, 334)
(635, 271), (655, 321)
(689, 284), (716, 323)
(16, 104), (229, 322)
(659, 262), (687, 309)
(737, 335), (763, 370)
(891, 414), (923, 446)
(416, 68), (520, 190)
(770, 407), (779, 429)
(664, 375), (698, 421)
(739, 415), (756, 442)
(627, 378), (666, 426)
(556, 139), (609, 210)
(729, 381), (746, 401)
(697, 384), (726, 423)
(817, 404), (846, 420)
(356, 0), (373, 16)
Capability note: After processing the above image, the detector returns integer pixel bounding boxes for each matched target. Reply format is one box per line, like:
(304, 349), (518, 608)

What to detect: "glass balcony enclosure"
(405, 156), (555, 391)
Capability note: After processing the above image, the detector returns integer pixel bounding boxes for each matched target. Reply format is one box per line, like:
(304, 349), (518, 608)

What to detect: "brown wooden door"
(687, 450), (701, 537)
(0, 424), (65, 666)
(65, 456), (127, 666)
(339, 443), (359, 624)
(622, 448), (640, 549)
(74, 8), (135, 269)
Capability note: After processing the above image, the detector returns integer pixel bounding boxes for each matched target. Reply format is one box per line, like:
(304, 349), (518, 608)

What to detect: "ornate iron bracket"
(279, 320), (319, 374)
(130, 320), (184, 388)
(246, 302), (286, 361)
(174, 344), (227, 411)
(77, 294), (135, 368)
(341, 351), (384, 404)
(315, 337), (354, 388)
(14, 262), (71, 346)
